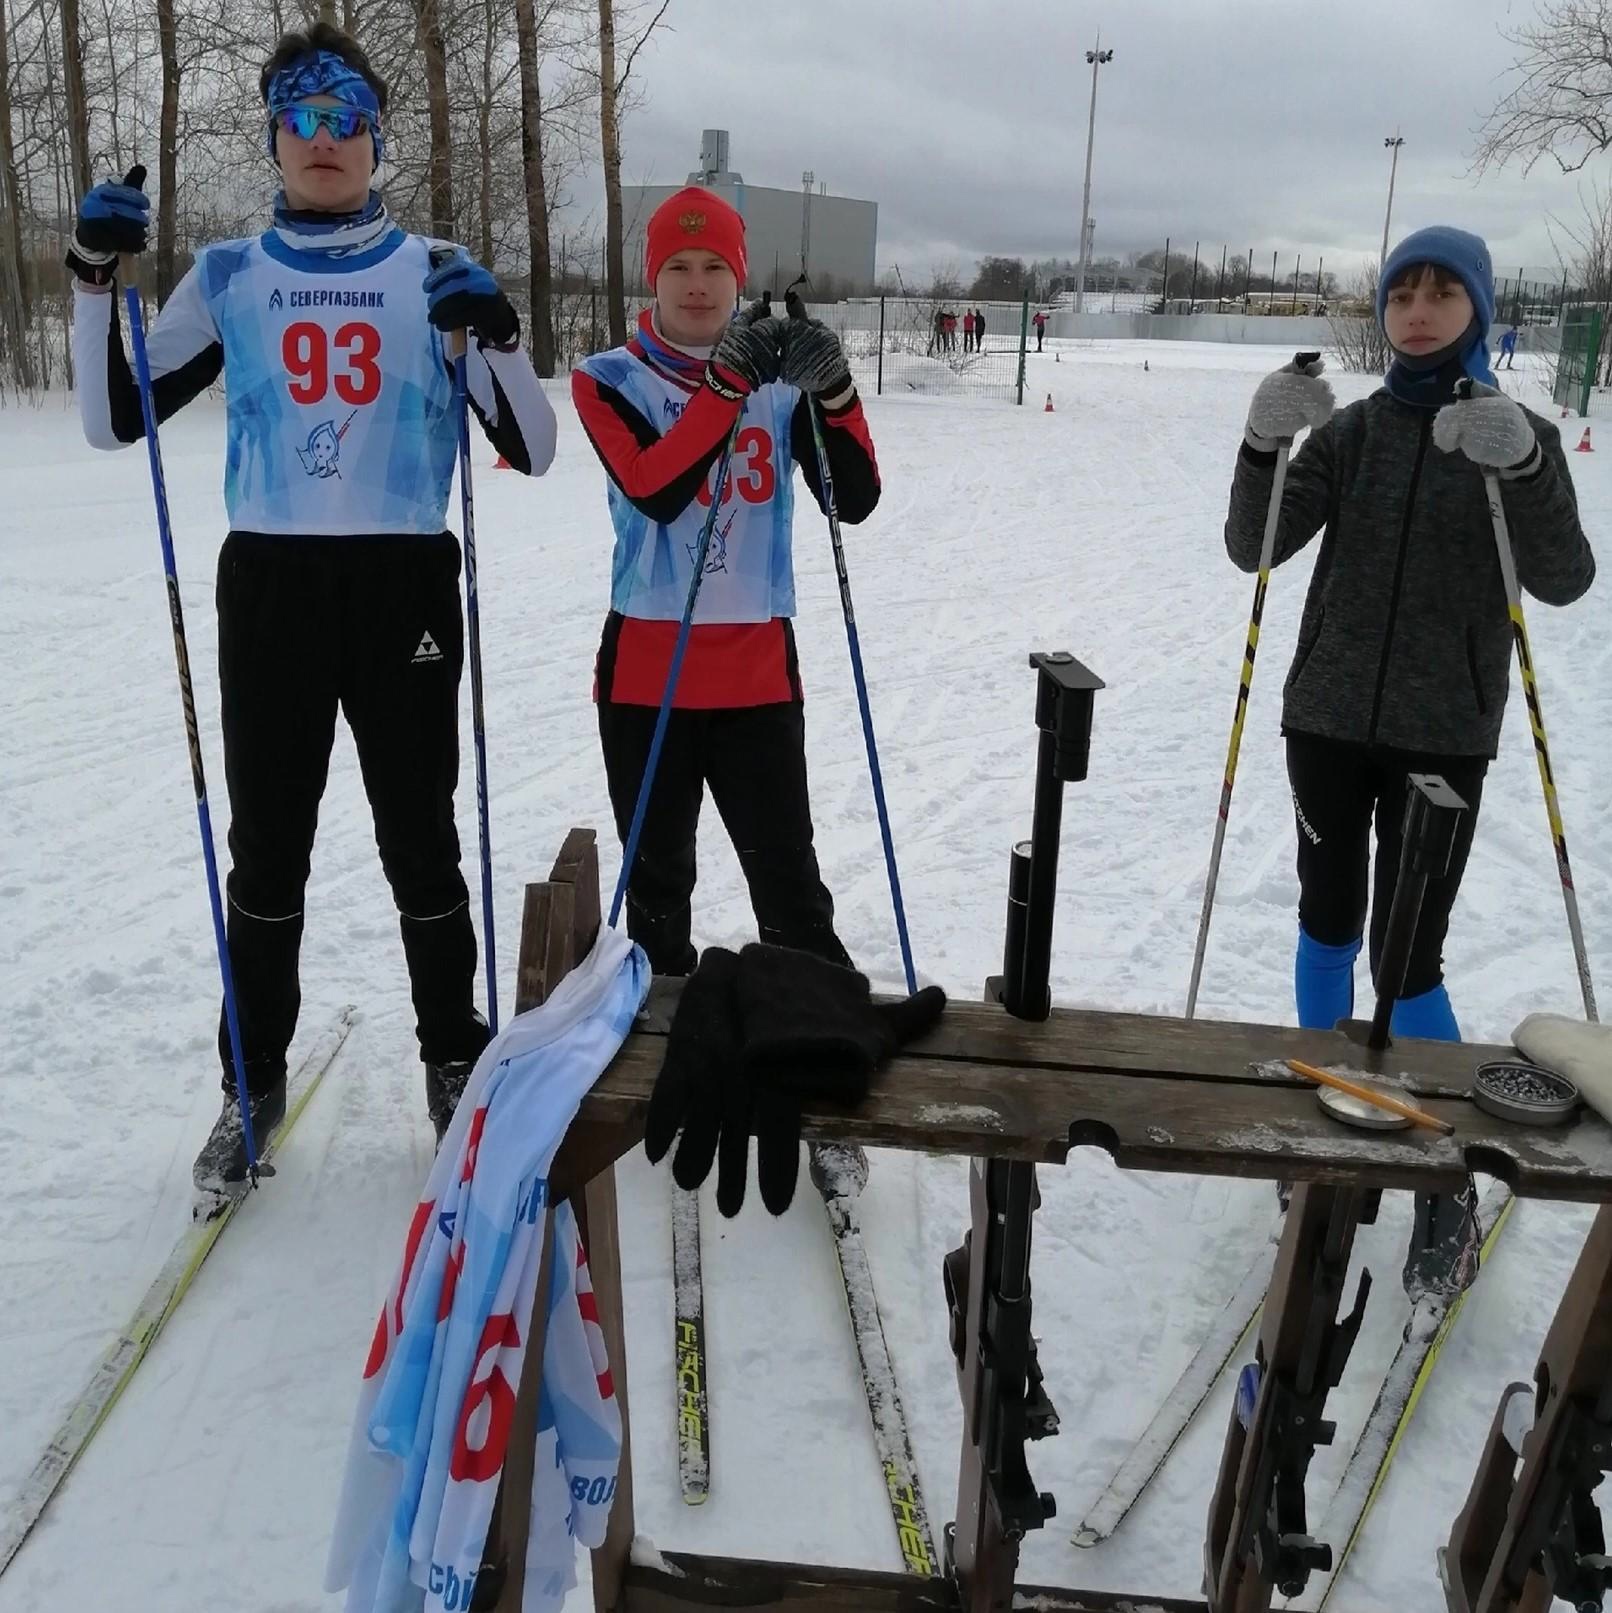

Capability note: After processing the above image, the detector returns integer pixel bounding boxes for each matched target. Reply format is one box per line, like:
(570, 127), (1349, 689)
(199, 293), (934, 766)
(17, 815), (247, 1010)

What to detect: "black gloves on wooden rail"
(644, 943), (947, 1217)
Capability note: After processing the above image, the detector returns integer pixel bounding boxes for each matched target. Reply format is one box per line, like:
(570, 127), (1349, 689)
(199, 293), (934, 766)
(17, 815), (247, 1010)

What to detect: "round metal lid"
(1473, 1060), (1580, 1127)
(1317, 1082), (1413, 1132)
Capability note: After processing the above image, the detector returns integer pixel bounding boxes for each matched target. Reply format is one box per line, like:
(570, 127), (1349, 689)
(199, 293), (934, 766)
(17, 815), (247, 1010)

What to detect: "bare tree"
(414, 0), (454, 235)
(0, 0), (38, 388)
(514, 0), (557, 371)
(596, 0), (623, 341)
(155, 0), (180, 302)
(1327, 267), (1390, 376)
(1475, 0), (1612, 174)
(61, 0), (92, 195)
(596, 0), (668, 342)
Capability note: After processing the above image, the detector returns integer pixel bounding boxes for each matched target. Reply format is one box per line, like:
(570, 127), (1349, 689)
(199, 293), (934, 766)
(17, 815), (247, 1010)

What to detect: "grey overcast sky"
(585, 0), (1593, 287)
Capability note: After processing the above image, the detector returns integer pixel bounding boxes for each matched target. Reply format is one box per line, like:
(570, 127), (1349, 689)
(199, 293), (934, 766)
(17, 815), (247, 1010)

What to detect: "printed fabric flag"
(325, 925), (648, 1612)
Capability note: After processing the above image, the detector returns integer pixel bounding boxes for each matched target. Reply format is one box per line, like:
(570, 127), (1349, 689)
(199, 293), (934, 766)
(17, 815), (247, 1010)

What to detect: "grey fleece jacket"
(1225, 389), (1595, 757)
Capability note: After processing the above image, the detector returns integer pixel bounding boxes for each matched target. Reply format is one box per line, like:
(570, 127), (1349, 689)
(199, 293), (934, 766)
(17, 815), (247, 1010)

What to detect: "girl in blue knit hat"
(1224, 225), (1595, 1046)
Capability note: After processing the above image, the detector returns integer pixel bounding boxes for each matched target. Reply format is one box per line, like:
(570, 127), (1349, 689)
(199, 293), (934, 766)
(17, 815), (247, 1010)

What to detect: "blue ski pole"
(786, 284), (917, 992)
(444, 320), (500, 1036)
(608, 417), (746, 930)
(121, 257), (262, 1183)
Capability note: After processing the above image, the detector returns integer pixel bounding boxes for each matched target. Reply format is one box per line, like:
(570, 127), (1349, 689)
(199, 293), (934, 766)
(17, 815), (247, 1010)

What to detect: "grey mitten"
(705, 300), (784, 400)
(780, 289), (853, 397)
(1245, 354), (1333, 450)
(1434, 380), (1540, 476)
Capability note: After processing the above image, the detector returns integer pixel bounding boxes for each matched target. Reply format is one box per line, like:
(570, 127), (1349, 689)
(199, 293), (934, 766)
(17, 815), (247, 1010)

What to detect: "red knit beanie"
(646, 186), (747, 289)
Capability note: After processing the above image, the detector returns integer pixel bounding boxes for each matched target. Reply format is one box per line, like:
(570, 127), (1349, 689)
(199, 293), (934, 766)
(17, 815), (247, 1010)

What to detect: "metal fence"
(809, 295), (1031, 404)
(532, 288), (1034, 404)
(1554, 309), (1604, 418)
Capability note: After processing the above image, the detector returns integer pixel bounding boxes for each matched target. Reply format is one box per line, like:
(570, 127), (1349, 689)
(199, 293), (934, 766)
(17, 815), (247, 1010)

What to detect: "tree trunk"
(155, 0), (180, 305)
(415, 0), (454, 238)
(479, 0), (494, 266)
(98, 0), (126, 169)
(598, 0), (626, 343)
(0, 0), (34, 388)
(514, 0), (555, 374)
(61, 0), (92, 197)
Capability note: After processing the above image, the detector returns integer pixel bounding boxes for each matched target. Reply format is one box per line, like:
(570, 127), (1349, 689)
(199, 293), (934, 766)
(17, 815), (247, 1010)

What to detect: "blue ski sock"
(1390, 983), (1461, 1042)
(1295, 928), (1361, 1030)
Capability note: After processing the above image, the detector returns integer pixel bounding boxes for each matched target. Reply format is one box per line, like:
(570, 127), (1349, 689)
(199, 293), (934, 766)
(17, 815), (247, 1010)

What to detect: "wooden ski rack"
(1441, 1204), (1612, 1612)
(472, 658), (1612, 1612)
(465, 826), (1612, 1613)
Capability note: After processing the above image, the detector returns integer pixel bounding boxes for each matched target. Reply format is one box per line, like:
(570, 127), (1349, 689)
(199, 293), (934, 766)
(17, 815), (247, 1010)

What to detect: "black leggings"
(1286, 732), (1489, 998)
(598, 695), (849, 976)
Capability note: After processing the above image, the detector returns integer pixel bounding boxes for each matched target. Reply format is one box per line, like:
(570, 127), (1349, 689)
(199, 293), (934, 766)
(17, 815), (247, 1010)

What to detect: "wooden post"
(481, 829), (636, 1613)
(1204, 1184), (1372, 1613)
(1442, 1204), (1612, 1612)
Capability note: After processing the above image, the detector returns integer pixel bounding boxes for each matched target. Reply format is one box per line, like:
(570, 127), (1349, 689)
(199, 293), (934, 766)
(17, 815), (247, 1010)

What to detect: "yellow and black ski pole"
(1185, 351), (1319, 1019)
(1478, 458), (1598, 1021)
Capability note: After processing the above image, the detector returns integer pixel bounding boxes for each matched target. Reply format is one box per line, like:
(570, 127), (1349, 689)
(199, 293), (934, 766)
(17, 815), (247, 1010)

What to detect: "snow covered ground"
(1, 340), (1606, 1611)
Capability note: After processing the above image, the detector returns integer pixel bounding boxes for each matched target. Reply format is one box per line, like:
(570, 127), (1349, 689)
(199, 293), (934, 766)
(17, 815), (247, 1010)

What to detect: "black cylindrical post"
(1002, 841), (1032, 1010)
(877, 293), (886, 396)
(1367, 775), (1467, 1049)
(1010, 731), (1065, 1022)
(1002, 653), (1103, 1023)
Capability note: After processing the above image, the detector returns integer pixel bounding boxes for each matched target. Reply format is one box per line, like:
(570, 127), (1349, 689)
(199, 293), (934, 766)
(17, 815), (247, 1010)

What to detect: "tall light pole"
(801, 169), (815, 280)
(1075, 34), (1114, 314)
(1379, 135), (1404, 276)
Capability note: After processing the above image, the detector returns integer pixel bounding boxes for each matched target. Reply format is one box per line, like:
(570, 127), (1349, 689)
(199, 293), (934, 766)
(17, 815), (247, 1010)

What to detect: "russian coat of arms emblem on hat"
(678, 210), (706, 233)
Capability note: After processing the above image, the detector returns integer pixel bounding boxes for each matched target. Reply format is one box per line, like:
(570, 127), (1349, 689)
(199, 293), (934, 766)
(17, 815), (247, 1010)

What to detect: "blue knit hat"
(1377, 225), (1495, 386)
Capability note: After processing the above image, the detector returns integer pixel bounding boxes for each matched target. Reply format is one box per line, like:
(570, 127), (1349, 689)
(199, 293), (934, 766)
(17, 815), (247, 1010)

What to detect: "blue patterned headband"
(266, 49), (384, 167)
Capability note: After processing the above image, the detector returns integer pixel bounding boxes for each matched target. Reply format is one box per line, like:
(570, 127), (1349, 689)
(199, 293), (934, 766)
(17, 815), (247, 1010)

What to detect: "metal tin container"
(1317, 1082), (1413, 1131)
(1472, 1060), (1580, 1127)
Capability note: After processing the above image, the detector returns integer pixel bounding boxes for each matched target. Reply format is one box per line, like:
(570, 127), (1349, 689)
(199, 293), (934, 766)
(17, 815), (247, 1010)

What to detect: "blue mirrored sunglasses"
(274, 104), (371, 142)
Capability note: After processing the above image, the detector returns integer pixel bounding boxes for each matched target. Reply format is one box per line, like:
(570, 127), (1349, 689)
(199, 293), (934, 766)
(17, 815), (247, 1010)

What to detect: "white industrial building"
(621, 130), (878, 298)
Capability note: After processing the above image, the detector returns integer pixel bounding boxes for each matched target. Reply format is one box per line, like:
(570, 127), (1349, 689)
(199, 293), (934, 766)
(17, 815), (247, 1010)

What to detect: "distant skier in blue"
(1498, 325), (1519, 369)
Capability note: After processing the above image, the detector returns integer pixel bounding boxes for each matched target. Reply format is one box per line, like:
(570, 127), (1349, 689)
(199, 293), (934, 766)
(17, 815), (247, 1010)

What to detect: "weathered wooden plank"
(559, 1034), (1612, 1200)
(621, 1552), (1208, 1612)
(631, 982), (1509, 1099)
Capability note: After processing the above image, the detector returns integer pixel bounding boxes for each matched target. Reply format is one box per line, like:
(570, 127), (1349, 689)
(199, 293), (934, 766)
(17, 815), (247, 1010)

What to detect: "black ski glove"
(643, 948), (755, 1217)
(781, 288), (853, 398)
(67, 164), (148, 287)
(705, 300), (784, 401)
(424, 247), (520, 348)
(735, 943), (947, 1214)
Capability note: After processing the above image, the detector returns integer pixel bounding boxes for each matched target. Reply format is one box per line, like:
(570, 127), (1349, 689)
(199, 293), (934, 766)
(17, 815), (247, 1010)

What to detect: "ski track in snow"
(1, 342), (1607, 1609)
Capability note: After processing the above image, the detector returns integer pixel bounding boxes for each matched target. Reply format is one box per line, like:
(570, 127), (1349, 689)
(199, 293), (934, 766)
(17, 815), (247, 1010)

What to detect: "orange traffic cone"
(1576, 427), (1594, 453)
(1044, 393), (1054, 412)
(494, 454), (513, 469)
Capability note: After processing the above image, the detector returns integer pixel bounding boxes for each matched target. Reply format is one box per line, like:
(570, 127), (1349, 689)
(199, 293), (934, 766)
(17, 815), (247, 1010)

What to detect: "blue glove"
(67, 165), (148, 285)
(424, 247), (519, 348)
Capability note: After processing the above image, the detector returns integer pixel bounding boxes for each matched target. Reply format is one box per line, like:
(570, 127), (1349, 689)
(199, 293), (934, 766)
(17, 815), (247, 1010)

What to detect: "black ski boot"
(193, 1082), (286, 1213)
(1403, 1183), (1482, 1304)
(425, 1060), (475, 1146)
